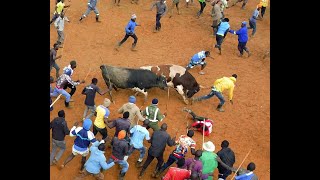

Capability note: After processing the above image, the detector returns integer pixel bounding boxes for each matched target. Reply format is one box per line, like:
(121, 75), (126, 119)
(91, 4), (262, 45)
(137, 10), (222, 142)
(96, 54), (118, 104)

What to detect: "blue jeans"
(50, 62), (60, 78)
(127, 145), (146, 159)
(107, 157), (129, 173)
(51, 87), (71, 102)
(249, 20), (257, 35)
(199, 89), (225, 106)
(159, 153), (179, 172)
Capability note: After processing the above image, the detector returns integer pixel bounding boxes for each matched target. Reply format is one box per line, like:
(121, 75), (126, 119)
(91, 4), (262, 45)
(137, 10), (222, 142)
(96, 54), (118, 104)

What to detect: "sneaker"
(199, 71), (205, 75)
(182, 107), (191, 113)
(216, 107), (225, 112)
(69, 99), (74, 102)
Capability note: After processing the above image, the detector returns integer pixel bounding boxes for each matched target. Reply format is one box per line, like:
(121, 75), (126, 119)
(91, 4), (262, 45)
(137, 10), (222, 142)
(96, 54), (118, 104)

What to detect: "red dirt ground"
(50, 0), (270, 179)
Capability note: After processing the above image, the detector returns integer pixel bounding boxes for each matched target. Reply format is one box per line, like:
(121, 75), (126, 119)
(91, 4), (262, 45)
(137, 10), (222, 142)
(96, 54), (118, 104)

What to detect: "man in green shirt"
(196, 0), (207, 18)
(200, 141), (218, 180)
(142, 98), (167, 131)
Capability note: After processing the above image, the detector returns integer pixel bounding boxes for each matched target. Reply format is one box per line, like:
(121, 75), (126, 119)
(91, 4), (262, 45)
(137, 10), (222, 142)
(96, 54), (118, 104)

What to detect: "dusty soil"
(50, 0), (270, 179)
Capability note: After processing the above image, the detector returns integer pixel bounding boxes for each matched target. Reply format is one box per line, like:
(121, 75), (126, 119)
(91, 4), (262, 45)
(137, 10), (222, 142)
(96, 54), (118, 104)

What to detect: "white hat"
(203, 141), (215, 152)
(131, 14), (137, 19)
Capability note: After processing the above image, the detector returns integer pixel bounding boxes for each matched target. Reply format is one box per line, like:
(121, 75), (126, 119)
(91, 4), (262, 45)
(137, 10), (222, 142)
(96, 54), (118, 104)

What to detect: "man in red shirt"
(183, 108), (213, 136)
(162, 158), (191, 180)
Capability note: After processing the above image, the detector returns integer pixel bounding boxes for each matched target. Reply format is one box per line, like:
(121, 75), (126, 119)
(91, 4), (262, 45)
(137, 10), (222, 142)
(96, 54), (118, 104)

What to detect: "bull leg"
(134, 91), (139, 96)
(107, 83), (114, 103)
(176, 85), (189, 105)
(131, 87), (148, 104)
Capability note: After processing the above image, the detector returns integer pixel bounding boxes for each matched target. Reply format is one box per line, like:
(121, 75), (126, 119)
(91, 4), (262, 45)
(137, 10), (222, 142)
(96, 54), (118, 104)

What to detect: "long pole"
(50, 94), (62, 108)
(231, 149), (252, 180)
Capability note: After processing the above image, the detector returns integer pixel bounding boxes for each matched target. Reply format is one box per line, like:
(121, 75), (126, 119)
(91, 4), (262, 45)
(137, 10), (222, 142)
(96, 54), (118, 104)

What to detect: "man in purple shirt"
(183, 150), (208, 179)
(107, 111), (131, 138)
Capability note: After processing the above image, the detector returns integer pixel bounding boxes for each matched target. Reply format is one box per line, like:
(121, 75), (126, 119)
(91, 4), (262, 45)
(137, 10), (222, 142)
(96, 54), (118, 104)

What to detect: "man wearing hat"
(82, 78), (109, 120)
(61, 119), (97, 171)
(192, 74), (237, 112)
(93, 98), (111, 141)
(200, 141), (218, 180)
(142, 98), (167, 131)
(117, 14), (140, 51)
(79, 0), (101, 22)
(228, 21), (251, 57)
(118, 95), (145, 128)
(51, 61), (85, 108)
(107, 130), (130, 180)
(75, 140), (115, 180)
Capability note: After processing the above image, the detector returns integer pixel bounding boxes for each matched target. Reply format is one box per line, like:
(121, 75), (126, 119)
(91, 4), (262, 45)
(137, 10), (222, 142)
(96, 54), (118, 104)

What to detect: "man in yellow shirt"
(50, 0), (70, 25)
(258, 0), (268, 20)
(93, 98), (111, 141)
(192, 74), (237, 112)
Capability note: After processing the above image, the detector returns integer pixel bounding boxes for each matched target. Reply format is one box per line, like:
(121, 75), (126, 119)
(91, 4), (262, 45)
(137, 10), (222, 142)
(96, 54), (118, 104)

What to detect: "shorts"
(187, 60), (206, 68)
(72, 145), (89, 156)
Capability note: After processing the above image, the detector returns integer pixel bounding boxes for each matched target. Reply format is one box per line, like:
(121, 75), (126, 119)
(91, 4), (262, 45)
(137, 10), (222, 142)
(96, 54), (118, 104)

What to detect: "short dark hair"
(143, 119), (150, 126)
(70, 60), (77, 67)
(161, 123), (168, 131)
(221, 140), (229, 148)
(187, 130), (194, 137)
(123, 111), (130, 119)
(190, 172), (200, 180)
(92, 78), (98, 84)
(224, 18), (229, 22)
(177, 158), (185, 168)
(58, 110), (65, 117)
(205, 51), (210, 56)
(98, 143), (106, 151)
(195, 150), (202, 158)
(53, 43), (59, 48)
(247, 162), (256, 171)
(232, 74), (238, 79)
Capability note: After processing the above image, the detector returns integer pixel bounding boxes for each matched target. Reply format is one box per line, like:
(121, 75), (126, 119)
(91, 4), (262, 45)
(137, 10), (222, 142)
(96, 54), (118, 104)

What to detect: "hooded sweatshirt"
(118, 102), (145, 126)
(70, 119), (96, 152)
(213, 77), (236, 100)
(84, 141), (115, 174)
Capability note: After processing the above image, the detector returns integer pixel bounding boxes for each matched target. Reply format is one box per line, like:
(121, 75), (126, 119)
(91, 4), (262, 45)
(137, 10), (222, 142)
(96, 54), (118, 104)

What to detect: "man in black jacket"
(50, 110), (78, 165)
(138, 123), (176, 178)
(217, 140), (236, 179)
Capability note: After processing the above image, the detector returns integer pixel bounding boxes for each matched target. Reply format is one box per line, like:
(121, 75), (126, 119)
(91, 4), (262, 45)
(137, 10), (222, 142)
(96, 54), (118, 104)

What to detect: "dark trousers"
(93, 125), (108, 139)
(63, 83), (76, 97)
(261, 6), (266, 17)
(215, 35), (224, 49)
(159, 154), (180, 172)
(238, 41), (249, 55)
(120, 33), (138, 45)
(142, 152), (164, 171)
(156, 14), (162, 30)
(198, 1), (206, 14)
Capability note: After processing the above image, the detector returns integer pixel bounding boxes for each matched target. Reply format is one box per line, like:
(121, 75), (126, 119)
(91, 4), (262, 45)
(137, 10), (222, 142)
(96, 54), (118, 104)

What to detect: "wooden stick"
(166, 88), (170, 111)
(50, 94), (62, 108)
(202, 116), (205, 150)
(83, 67), (91, 81)
(231, 149), (252, 180)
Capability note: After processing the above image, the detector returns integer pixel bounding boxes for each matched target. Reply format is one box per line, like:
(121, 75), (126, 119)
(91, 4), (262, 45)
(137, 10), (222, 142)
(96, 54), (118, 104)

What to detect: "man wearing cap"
(150, 0), (168, 32)
(248, 6), (260, 37)
(214, 18), (230, 55)
(107, 111), (131, 138)
(186, 50), (211, 75)
(107, 130), (130, 180)
(50, 43), (62, 79)
(61, 119), (97, 171)
(155, 130), (196, 177)
(93, 98), (111, 141)
(127, 119), (150, 166)
(79, 0), (101, 22)
(117, 14), (140, 51)
(138, 123), (176, 178)
(142, 98), (167, 131)
(51, 61), (85, 108)
(200, 141), (218, 180)
(192, 74), (237, 112)
(82, 78), (109, 120)
(75, 140), (115, 180)
(118, 96), (145, 128)
(217, 140), (236, 180)
(228, 22), (251, 57)
(50, 110), (74, 166)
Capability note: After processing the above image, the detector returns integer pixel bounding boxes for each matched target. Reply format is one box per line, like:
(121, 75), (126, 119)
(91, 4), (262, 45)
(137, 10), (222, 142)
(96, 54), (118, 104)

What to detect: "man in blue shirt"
(215, 18), (230, 55)
(248, 7), (260, 37)
(229, 21), (251, 57)
(127, 119), (150, 166)
(79, 0), (100, 22)
(117, 14), (140, 51)
(186, 51), (211, 75)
